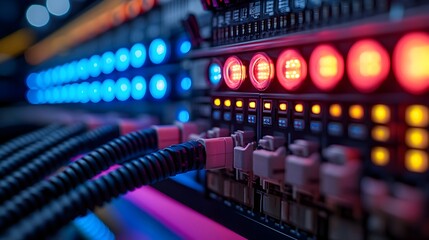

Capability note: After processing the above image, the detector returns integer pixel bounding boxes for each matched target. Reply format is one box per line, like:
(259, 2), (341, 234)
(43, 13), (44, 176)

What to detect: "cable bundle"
(0, 123), (87, 178)
(0, 128), (158, 230)
(0, 125), (120, 203)
(0, 124), (62, 160)
(0, 140), (206, 240)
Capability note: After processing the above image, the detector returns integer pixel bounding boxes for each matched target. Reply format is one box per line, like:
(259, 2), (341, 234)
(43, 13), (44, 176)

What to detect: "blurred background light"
(115, 48), (130, 72)
(26, 4), (50, 27)
(46, 0), (70, 17)
(101, 52), (115, 75)
(115, 77), (131, 101)
(149, 39), (168, 64)
(101, 79), (115, 102)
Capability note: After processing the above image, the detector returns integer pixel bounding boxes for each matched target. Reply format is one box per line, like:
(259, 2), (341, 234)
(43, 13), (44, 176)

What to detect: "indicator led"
(295, 103), (304, 113)
(371, 147), (389, 166)
(214, 98), (221, 107)
(249, 101), (256, 109)
(279, 103), (287, 111)
(349, 105), (364, 120)
(406, 105), (428, 127)
(310, 45), (344, 91)
(372, 125), (390, 142)
(405, 150), (428, 173)
(223, 56), (246, 90)
(149, 38), (169, 64)
(149, 74), (169, 99)
(311, 104), (321, 115)
(276, 49), (307, 91)
(329, 104), (342, 118)
(249, 52), (274, 91)
(371, 104), (390, 124)
(406, 128), (428, 149)
(236, 100), (243, 108)
(208, 62), (222, 87)
(224, 99), (232, 107)
(394, 32), (429, 94)
(264, 102), (272, 110)
(347, 39), (390, 92)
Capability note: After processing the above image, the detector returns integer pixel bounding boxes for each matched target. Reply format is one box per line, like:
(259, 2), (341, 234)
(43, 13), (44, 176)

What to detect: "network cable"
(0, 123), (199, 230)
(0, 124), (62, 160)
(0, 136), (233, 240)
(0, 125), (120, 203)
(0, 123), (87, 178)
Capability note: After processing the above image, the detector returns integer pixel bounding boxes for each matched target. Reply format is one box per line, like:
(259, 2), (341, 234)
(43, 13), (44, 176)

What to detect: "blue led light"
(68, 61), (77, 82)
(179, 41), (191, 54)
(26, 73), (38, 89)
(89, 81), (102, 103)
(208, 63), (222, 86)
(149, 74), (169, 99)
(89, 55), (101, 78)
(131, 76), (146, 100)
(149, 38), (168, 64)
(101, 52), (115, 74)
(115, 48), (130, 72)
(36, 71), (45, 88)
(69, 84), (78, 103)
(45, 88), (53, 103)
(115, 77), (131, 101)
(177, 109), (190, 123)
(52, 86), (60, 103)
(59, 64), (68, 84)
(101, 79), (115, 102)
(130, 43), (146, 68)
(180, 77), (192, 91)
(40, 70), (50, 88)
(53, 66), (62, 85)
(77, 58), (89, 80)
(77, 82), (90, 103)
(37, 90), (45, 104)
(26, 90), (38, 104)
(61, 85), (69, 103)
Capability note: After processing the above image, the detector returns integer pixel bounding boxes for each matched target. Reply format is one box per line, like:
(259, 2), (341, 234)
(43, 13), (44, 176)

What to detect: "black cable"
(0, 123), (87, 178)
(0, 128), (158, 231)
(0, 140), (206, 240)
(0, 124), (62, 160)
(0, 125), (120, 203)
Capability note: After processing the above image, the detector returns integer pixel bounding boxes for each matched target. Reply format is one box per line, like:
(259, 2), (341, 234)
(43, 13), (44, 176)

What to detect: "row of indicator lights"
(26, 74), (182, 104)
(213, 32), (429, 95)
(371, 105), (428, 173)
(27, 37), (192, 90)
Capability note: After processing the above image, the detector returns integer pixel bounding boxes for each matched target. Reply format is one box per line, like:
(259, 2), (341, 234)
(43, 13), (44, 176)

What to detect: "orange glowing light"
(394, 32), (429, 94)
(279, 103), (287, 111)
(249, 53), (274, 91)
(249, 101), (256, 109)
(347, 39), (390, 93)
(264, 102), (272, 110)
(223, 56), (246, 90)
(310, 45), (344, 91)
(276, 49), (307, 91)
(295, 103), (304, 113)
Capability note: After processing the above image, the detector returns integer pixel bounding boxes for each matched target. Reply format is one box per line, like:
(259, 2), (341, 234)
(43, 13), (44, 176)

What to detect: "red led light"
(223, 56), (246, 90)
(249, 52), (274, 91)
(347, 39), (390, 93)
(394, 32), (429, 95)
(310, 45), (344, 91)
(276, 49), (307, 91)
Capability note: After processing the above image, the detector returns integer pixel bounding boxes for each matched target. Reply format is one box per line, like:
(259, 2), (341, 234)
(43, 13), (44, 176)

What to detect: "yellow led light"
(349, 105), (364, 120)
(406, 105), (428, 127)
(224, 99), (232, 107)
(405, 149), (428, 173)
(264, 102), (272, 110)
(329, 104), (342, 118)
(311, 104), (321, 115)
(372, 126), (390, 142)
(295, 103), (304, 113)
(371, 147), (389, 166)
(406, 128), (428, 149)
(236, 100), (243, 108)
(249, 101), (256, 109)
(372, 104), (390, 124)
(279, 103), (287, 111)
(214, 98), (221, 106)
